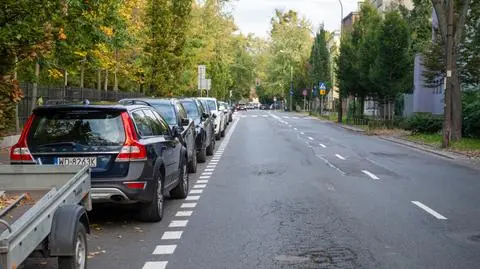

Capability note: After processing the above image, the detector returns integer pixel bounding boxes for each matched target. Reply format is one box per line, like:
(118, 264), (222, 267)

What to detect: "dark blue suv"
(10, 104), (189, 222)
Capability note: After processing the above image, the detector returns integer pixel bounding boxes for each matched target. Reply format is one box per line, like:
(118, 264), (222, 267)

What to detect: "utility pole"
(289, 65), (293, 112)
(337, 0), (344, 123)
(442, 0), (454, 148)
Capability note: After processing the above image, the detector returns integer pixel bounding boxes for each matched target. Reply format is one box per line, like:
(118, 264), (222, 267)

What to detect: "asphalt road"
(18, 110), (480, 268)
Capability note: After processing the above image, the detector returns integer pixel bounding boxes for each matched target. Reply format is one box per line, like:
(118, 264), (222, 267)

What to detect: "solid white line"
(197, 180), (208, 183)
(143, 261), (168, 269)
(190, 189), (203, 194)
(202, 172), (213, 175)
(300, 132), (305, 135)
(412, 201), (448, 220)
(199, 175), (210, 179)
(161, 231), (183, 240)
(153, 245), (177, 255)
(362, 170), (380, 180)
(169, 220), (188, 228)
(180, 202), (197, 208)
(308, 137), (314, 141)
(204, 168), (215, 172)
(175, 211), (193, 217)
(186, 195), (200, 201)
(193, 184), (206, 188)
(335, 154), (346, 160)
(319, 143), (326, 148)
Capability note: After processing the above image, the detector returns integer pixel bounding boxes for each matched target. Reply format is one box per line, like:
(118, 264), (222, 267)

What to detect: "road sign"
(302, 89), (307, 96)
(290, 90), (294, 96)
(319, 82), (326, 90)
(320, 90), (326, 95)
(198, 65), (206, 90)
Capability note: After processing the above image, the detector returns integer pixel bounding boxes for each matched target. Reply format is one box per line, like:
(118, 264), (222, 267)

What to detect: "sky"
(229, 0), (360, 37)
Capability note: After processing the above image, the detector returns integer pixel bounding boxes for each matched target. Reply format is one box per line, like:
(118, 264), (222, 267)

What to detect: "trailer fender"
(48, 204), (90, 256)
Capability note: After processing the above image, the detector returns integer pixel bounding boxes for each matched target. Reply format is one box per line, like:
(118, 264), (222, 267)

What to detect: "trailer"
(0, 165), (91, 269)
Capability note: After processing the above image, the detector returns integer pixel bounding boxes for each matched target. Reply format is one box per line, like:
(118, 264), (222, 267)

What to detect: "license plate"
(56, 157), (97, 167)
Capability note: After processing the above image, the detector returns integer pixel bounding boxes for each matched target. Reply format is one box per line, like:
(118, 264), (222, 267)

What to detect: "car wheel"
(206, 136), (215, 155)
(170, 158), (189, 199)
(139, 173), (164, 222)
(215, 132), (221, 140)
(57, 223), (87, 269)
(198, 142), (207, 163)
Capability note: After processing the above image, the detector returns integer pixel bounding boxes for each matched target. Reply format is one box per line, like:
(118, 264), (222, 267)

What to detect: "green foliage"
(405, 113), (443, 134)
(309, 25), (331, 88)
(459, 0), (480, 86)
(462, 90), (480, 137)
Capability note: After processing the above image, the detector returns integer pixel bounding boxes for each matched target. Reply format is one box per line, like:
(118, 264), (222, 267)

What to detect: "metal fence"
(18, 83), (145, 126)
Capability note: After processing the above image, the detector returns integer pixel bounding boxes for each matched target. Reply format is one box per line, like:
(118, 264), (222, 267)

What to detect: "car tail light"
(124, 181), (147, 190)
(116, 112), (147, 162)
(10, 115), (35, 163)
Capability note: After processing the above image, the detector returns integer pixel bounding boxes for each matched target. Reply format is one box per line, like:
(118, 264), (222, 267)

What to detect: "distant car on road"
(12, 103), (190, 222)
(180, 98), (216, 162)
(120, 98), (198, 174)
(236, 104), (246, 111)
(198, 97), (226, 140)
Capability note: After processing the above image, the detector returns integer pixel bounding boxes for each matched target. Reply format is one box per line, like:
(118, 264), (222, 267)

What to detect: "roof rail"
(44, 99), (91, 106)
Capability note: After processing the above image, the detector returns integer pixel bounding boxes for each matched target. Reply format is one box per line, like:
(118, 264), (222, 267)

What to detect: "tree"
(429, 0), (472, 146)
(370, 11), (412, 119)
(309, 25), (331, 92)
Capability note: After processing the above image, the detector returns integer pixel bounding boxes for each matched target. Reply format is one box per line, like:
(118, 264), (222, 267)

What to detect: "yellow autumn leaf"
(74, 51), (87, 57)
(100, 26), (114, 37)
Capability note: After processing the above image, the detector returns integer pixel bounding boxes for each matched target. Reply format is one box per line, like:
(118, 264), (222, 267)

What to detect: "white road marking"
(268, 113), (289, 124)
(180, 202), (197, 208)
(206, 165), (216, 168)
(193, 184), (206, 188)
(282, 116), (290, 118)
(190, 189), (203, 194)
(294, 128), (298, 130)
(319, 143), (326, 148)
(305, 141), (310, 145)
(204, 168), (215, 172)
(202, 172), (213, 175)
(292, 116), (298, 119)
(153, 245), (177, 255)
(169, 220), (188, 228)
(315, 155), (346, 176)
(241, 115), (247, 118)
(300, 132), (305, 135)
(308, 137), (314, 141)
(199, 176), (210, 179)
(284, 122), (289, 124)
(252, 115), (258, 118)
(143, 261), (168, 269)
(210, 160), (219, 163)
(335, 154), (346, 160)
(197, 180), (208, 183)
(362, 170), (380, 180)
(186, 195), (200, 201)
(211, 158), (220, 161)
(161, 231), (183, 240)
(411, 201), (448, 220)
(263, 115), (268, 117)
(175, 211), (193, 217)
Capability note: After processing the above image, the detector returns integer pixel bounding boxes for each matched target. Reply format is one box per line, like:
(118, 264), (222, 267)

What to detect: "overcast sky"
(229, 0), (360, 37)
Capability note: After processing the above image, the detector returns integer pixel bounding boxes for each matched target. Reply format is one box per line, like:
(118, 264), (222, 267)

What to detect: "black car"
(10, 104), (189, 222)
(180, 98), (216, 162)
(120, 98), (198, 173)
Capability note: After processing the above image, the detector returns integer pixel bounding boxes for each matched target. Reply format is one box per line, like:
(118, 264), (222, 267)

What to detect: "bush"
(0, 77), (23, 136)
(405, 113), (443, 134)
(462, 91), (480, 138)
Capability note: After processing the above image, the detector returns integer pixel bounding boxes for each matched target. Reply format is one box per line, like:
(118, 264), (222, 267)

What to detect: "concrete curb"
(378, 136), (465, 160)
(0, 135), (20, 149)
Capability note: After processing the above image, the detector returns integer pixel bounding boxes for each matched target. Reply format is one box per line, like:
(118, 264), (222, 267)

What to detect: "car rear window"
(180, 101), (199, 118)
(27, 110), (125, 151)
(153, 103), (176, 125)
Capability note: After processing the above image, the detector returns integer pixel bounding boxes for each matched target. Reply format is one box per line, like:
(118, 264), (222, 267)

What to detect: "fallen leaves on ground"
(87, 249), (106, 259)
(366, 128), (411, 137)
(91, 223), (103, 231)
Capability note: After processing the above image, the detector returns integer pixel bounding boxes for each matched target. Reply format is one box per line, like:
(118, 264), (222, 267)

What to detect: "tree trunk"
(359, 96), (365, 118)
(451, 65), (462, 140)
(114, 49), (119, 92)
(31, 60), (40, 111)
(442, 0), (454, 148)
(104, 70), (108, 92)
(97, 69), (102, 91)
(80, 56), (86, 88)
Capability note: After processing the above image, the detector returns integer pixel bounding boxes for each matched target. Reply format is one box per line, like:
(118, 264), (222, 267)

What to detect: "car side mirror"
(211, 113), (217, 119)
(202, 112), (210, 119)
(171, 126), (179, 137)
(181, 118), (190, 126)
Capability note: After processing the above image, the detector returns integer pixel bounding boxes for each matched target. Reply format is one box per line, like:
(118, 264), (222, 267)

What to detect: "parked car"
(120, 98), (198, 174)
(219, 101), (231, 126)
(227, 103), (234, 122)
(180, 98), (216, 162)
(12, 104), (190, 222)
(198, 97), (226, 140)
(236, 104), (246, 111)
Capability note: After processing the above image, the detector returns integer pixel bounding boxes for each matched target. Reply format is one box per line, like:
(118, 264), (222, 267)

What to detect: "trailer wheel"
(58, 224), (87, 269)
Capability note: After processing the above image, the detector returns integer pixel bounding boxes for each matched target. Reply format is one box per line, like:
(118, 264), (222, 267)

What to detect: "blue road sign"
(319, 82), (327, 90)
(290, 90), (294, 96)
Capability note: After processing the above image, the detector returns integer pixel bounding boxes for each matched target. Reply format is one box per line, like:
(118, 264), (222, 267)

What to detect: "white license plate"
(56, 157), (97, 167)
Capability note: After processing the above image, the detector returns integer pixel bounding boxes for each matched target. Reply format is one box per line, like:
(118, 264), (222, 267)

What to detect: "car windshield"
(27, 111), (125, 150)
(180, 101), (200, 119)
(205, 100), (217, 111)
(153, 103), (177, 125)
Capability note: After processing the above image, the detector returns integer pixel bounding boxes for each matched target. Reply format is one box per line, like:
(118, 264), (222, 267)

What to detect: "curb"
(378, 136), (464, 160)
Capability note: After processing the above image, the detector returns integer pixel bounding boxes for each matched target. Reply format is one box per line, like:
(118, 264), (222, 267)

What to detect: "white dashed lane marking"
(300, 132), (305, 135)
(202, 172), (213, 175)
(142, 261), (168, 269)
(153, 245), (177, 255)
(161, 231), (183, 240)
(169, 220), (188, 228)
(308, 137), (314, 141)
(335, 154), (346, 160)
(412, 201), (448, 220)
(196, 180), (208, 183)
(204, 168), (215, 172)
(193, 184), (206, 188)
(175, 211), (193, 217)
(199, 176), (210, 179)
(185, 196), (201, 201)
(180, 203), (197, 208)
(319, 143), (326, 148)
(362, 170), (380, 180)
(189, 189), (203, 194)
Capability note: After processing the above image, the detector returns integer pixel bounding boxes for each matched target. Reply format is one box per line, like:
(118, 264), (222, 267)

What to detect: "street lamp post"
(289, 65), (293, 112)
(337, 0), (344, 123)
